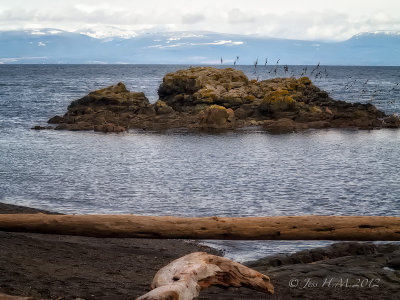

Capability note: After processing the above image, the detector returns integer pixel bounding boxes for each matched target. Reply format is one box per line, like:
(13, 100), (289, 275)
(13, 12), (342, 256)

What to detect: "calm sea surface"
(0, 65), (399, 261)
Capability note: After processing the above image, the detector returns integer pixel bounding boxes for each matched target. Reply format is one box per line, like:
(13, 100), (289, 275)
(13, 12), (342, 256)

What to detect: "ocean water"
(0, 64), (399, 261)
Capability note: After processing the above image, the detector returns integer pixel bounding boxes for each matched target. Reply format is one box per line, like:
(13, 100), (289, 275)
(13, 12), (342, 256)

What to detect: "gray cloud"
(182, 13), (205, 25)
(0, 1), (399, 41)
(0, 7), (146, 25)
(222, 9), (400, 41)
(228, 9), (256, 24)
(0, 56), (47, 63)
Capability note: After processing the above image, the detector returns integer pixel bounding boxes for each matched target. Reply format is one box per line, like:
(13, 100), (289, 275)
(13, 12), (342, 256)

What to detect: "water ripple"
(0, 65), (399, 261)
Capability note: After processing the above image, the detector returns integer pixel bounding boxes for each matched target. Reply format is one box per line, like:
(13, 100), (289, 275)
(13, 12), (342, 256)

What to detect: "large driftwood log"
(0, 214), (399, 240)
(136, 252), (274, 300)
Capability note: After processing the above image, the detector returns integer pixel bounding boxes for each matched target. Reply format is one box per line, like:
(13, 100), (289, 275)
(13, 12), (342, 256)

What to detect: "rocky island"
(41, 67), (400, 133)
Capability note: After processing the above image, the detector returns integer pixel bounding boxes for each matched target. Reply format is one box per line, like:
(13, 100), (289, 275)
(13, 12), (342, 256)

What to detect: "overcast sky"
(1, 0), (399, 40)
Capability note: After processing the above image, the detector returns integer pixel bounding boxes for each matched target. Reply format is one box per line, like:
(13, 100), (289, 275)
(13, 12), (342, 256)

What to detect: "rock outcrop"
(49, 82), (155, 132)
(242, 242), (400, 300)
(41, 67), (400, 133)
(199, 105), (235, 129)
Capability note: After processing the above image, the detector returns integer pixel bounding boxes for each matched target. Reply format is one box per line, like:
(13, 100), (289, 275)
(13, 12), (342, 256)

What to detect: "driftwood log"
(136, 252), (274, 300)
(0, 214), (399, 240)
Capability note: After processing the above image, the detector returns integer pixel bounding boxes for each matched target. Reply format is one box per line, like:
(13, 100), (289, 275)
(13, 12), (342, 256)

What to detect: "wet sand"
(0, 202), (399, 299)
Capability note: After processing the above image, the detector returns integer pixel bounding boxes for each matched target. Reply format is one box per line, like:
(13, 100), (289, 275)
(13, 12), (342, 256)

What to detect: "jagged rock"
(94, 124), (126, 133)
(154, 100), (175, 115)
(47, 115), (63, 124)
(264, 118), (303, 134)
(158, 67), (250, 111)
(259, 89), (297, 113)
(157, 67), (325, 113)
(157, 67), (394, 131)
(247, 242), (380, 268)
(199, 105), (235, 129)
(49, 82), (154, 132)
(383, 115), (400, 128)
(243, 242), (400, 299)
(31, 125), (53, 130)
(387, 254), (400, 270)
(42, 67), (400, 133)
(68, 82), (150, 110)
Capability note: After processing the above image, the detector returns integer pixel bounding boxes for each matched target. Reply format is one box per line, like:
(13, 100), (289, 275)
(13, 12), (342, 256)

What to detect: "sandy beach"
(0, 202), (399, 299)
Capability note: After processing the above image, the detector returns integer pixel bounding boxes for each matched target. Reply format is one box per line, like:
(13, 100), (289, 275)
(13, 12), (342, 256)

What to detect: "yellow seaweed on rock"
(299, 77), (312, 85)
(244, 95), (256, 101)
(310, 106), (323, 114)
(199, 104), (235, 129)
(154, 100), (168, 108)
(208, 104), (227, 110)
(261, 89), (296, 112)
(195, 88), (217, 103)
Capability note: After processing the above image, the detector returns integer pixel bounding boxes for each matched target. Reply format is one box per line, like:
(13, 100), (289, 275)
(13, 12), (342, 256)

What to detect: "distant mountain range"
(0, 29), (399, 65)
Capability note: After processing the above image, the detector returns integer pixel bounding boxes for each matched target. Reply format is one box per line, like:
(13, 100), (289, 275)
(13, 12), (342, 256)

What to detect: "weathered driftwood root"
(136, 252), (274, 300)
(0, 214), (399, 241)
(0, 292), (37, 300)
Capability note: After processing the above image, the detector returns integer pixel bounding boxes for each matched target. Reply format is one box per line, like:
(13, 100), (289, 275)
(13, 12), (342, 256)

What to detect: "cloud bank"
(0, 0), (399, 40)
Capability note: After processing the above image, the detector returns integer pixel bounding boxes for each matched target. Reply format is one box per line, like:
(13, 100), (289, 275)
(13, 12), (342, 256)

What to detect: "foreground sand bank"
(0, 202), (399, 299)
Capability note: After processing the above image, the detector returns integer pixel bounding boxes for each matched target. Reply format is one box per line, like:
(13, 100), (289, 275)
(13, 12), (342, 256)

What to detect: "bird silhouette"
(220, 57), (223, 64)
(284, 65), (289, 74)
(254, 58), (258, 69)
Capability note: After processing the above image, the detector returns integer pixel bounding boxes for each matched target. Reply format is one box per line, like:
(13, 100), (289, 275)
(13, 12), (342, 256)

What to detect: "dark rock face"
(234, 242), (400, 300)
(158, 67), (250, 111)
(43, 67), (400, 133)
(388, 256), (400, 270)
(199, 105), (235, 130)
(48, 82), (156, 132)
(247, 242), (381, 268)
(32, 125), (53, 130)
(68, 82), (150, 109)
(48, 115), (63, 124)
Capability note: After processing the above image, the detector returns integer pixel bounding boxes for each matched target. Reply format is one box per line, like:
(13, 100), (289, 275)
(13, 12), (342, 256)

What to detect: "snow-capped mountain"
(0, 30), (398, 65)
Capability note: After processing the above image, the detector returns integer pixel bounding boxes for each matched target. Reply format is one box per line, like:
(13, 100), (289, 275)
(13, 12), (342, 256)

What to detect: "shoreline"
(0, 202), (399, 299)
